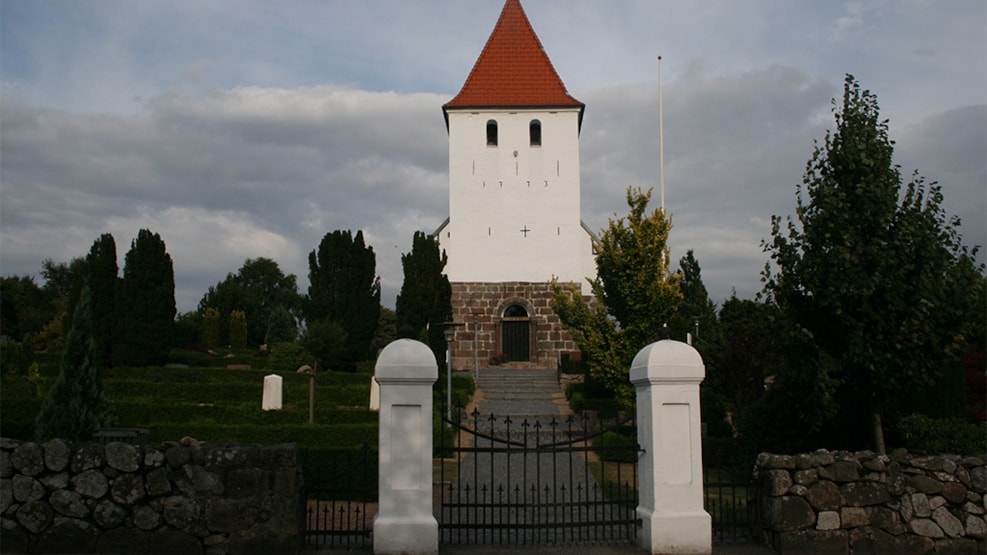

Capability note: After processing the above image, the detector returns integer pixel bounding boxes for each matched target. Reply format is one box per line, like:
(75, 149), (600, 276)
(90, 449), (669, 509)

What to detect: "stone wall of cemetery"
(0, 437), (304, 554)
(755, 449), (986, 554)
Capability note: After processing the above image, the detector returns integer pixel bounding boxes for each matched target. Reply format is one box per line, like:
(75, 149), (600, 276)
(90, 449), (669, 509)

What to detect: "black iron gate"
(302, 445), (376, 549)
(437, 408), (641, 545)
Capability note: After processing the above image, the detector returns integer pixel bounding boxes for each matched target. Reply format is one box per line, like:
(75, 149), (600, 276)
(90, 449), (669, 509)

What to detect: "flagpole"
(658, 55), (665, 212)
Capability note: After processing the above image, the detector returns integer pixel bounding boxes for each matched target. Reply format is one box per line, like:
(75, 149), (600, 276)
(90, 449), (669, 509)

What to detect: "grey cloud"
(2, 68), (983, 313)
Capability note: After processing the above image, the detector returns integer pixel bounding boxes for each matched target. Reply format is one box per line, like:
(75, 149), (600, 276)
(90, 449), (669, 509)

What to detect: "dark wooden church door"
(501, 304), (530, 362)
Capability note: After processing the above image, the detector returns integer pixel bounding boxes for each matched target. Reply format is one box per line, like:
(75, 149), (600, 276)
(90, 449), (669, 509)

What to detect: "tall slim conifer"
(35, 288), (115, 440)
(114, 229), (176, 367)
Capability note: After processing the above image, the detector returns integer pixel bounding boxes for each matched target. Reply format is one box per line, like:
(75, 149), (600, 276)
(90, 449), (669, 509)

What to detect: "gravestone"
(262, 374), (282, 411)
(369, 376), (380, 411)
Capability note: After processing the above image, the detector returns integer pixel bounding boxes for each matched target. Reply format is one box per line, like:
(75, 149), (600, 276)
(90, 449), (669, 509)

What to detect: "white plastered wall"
(440, 107), (595, 286)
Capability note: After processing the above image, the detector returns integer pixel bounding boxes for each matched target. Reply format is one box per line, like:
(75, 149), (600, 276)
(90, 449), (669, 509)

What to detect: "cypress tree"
(87, 233), (118, 368)
(114, 229), (176, 366)
(307, 230), (381, 371)
(395, 231), (452, 364)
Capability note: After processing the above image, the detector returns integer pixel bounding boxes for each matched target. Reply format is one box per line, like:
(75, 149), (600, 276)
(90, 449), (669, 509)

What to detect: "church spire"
(444, 0), (583, 114)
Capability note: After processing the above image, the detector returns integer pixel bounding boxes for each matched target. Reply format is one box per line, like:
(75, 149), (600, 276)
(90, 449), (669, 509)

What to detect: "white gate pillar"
(630, 339), (712, 555)
(373, 339), (439, 555)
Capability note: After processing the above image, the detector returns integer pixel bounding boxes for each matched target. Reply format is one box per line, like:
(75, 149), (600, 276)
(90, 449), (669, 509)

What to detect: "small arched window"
(503, 304), (528, 318)
(529, 119), (542, 146)
(486, 120), (498, 146)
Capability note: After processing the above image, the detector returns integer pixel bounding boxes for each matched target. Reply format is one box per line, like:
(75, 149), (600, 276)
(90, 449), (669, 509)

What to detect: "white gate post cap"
(375, 338), (438, 381)
(629, 339), (704, 384)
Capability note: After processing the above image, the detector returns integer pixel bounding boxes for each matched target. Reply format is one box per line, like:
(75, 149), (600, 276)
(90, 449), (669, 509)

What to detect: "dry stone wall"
(755, 449), (986, 554)
(0, 437), (304, 554)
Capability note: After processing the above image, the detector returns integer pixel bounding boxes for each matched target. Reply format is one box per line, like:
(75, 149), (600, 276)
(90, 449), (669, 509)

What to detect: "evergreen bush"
(897, 414), (986, 455)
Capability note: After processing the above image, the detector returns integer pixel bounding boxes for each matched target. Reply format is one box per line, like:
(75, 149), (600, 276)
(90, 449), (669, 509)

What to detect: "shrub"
(597, 427), (637, 463)
(897, 414), (986, 455)
(268, 342), (313, 373)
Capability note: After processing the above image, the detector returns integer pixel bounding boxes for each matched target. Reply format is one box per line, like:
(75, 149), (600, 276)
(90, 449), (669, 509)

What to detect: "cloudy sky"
(2, 1), (984, 313)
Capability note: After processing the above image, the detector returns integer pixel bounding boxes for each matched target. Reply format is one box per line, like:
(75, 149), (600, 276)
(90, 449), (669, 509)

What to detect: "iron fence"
(301, 444), (377, 549)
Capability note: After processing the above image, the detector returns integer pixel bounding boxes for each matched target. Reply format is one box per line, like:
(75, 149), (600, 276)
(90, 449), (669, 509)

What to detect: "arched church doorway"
(501, 304), (530, 362)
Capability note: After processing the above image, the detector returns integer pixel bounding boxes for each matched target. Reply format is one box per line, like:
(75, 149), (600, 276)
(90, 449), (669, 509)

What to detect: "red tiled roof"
(444, 0), (583, 114)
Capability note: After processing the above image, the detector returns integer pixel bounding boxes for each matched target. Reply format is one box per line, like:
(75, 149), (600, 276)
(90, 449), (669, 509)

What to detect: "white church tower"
(435, 0), (595, 369)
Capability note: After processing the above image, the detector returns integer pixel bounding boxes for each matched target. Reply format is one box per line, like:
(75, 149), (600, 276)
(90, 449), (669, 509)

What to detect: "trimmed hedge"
(897, 414), (986, 455)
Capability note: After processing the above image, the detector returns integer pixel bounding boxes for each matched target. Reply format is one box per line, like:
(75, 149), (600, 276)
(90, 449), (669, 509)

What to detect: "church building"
(435, 0), (596, 370)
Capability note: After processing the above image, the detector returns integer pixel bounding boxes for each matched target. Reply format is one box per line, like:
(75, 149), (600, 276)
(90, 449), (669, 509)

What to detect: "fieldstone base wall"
(755, 449), (986, 554)
(0, 438), (304, 555)
(449, 281), (585, 370)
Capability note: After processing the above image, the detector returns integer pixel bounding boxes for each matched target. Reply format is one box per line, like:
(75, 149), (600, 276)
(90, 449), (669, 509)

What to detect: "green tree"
(307, 230), (381, 371)
(0, 276), (53, 342)
(42, 257), (88, 340)
(763, 75), (983, 453)
(202, 307), (222, 347)
(709, 295), (781, 425)
(265, 306), (298, 345)
(114, 229), (176, 367)
(199, 257), (303, 347)
(552, 187), (681, 402)
(371, 306), (398, 355)
(668, 250), (721, 348)
(35, 287), (115, 441)
(86, 233), (118, 368)
(173, 310), (203, 348)
(301, 319), (348, 370)
(229, 310), (248, 348)
(395, 231), (453, 364)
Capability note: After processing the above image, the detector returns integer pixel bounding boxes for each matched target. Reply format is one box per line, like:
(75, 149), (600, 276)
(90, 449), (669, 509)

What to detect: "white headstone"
(369, 376), (380, 411)
(262, 374), (283, 411)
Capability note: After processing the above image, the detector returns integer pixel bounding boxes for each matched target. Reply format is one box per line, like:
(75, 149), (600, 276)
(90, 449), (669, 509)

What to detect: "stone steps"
(471, 368), (567, 428)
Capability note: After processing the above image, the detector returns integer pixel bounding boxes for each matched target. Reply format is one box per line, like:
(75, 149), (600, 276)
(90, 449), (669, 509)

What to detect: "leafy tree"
(86, 233), (118, 368)
(307, 230), (381, 370)
(114, 229), (176, 367)
(395, 231), (453, 364)
(229, 310), (248, 348)
(552, 187), (681, 402)
(0, 276), (52, 342)
(709, 295), (782, 425)
(0, 336), (37, 378)
(35, 287), (115, 441)
(173, 310), (203, 348)
(199, 257), (303, 347)
(42, 257), (87, 339)
(371, 306), (398, 355)
(762, 75), (983, 453)
(265, 306), (298, 345)
(301, 319), (348, 370)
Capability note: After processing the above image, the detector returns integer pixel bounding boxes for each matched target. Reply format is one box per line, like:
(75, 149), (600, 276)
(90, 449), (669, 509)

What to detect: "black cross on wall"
(520, 226), (531, 237)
